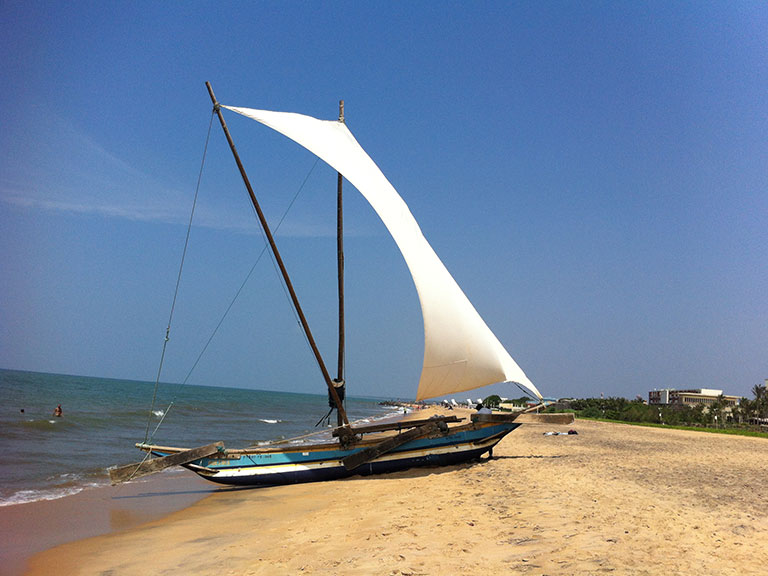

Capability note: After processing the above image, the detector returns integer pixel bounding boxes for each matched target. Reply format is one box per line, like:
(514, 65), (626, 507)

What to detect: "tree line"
(554, 383), (768, 429)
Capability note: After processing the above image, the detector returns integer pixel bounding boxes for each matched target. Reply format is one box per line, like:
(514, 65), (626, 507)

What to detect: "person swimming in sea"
(53, 404), (62, 417)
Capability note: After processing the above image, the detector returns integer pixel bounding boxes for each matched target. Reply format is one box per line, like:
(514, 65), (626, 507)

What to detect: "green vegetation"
(550, 384), (768, 438)
(578, 417), (768, 438)
(482, 395), (502, 408)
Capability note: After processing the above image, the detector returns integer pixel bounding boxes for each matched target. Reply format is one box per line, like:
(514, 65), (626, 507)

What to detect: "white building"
(648, 388), (740, 407)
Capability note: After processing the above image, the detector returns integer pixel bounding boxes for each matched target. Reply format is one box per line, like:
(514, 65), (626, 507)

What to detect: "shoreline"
(0, 469), (217, 576)
(22, 417), (768, 575)
(0, 405), (430, 575)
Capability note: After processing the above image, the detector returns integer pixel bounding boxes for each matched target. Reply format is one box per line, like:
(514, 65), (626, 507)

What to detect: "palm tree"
(734, 398), (751, 424)
(751, 383), (767, 419)
(752, 384), (768, 418)
(709, 395), (728, 427)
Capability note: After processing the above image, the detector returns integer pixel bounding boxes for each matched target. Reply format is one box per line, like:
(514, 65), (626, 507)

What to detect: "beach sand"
(22, 415), (768, 575)
(0, 471), (216, 576)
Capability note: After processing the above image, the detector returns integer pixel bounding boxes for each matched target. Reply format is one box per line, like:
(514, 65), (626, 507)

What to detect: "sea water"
(0, 369), (396, 506)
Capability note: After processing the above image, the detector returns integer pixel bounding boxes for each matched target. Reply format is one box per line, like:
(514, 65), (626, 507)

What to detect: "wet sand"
(0, 471), (216, 576)
(22, 416), (768, 575)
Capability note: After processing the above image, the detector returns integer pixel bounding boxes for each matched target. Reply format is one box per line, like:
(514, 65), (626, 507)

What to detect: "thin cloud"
(1, 113), (378, 238)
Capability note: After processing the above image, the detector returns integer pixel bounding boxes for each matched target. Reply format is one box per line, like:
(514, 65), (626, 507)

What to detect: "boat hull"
(148, 420), (520, 487)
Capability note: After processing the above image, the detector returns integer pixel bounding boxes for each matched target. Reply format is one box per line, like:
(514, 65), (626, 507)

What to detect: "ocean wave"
(1, 369), (396, 501)
(15, 418), (72, 431)
(0, 485), (84, 507)
(0, 471), (109, 507)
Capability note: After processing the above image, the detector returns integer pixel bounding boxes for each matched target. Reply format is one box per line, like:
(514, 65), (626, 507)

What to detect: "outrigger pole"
(205, 82), (349, 427)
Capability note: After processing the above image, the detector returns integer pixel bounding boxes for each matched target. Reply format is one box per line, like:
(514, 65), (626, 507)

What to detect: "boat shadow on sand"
(326, 454), (569, 482)
(490, 454), (567, 460)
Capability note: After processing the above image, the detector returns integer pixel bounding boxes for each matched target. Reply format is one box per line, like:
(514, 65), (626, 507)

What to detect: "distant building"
(498, 402), (525, 412)
(648, 388), (740, 408)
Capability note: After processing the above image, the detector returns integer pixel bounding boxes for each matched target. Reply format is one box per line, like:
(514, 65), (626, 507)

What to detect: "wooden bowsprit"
(109, 442), (224, 485)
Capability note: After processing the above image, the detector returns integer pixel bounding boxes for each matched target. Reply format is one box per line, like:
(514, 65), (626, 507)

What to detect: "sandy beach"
(21, 414), (768, 575)
(0, 470), (216, 576)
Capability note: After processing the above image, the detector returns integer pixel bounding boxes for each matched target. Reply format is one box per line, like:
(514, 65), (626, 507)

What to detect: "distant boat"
(111, 83), (548, 488)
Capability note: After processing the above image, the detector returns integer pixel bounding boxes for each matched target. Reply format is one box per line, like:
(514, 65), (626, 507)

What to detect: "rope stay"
(144, 110), (215, 443)
(177, 156), (321, 391)
(315, 405), (334, 428)
(244, 158), (322, 343)
(144, 144), (322, 444)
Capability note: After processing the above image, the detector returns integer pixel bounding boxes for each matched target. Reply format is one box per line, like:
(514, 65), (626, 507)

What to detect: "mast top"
(339, 100), (345, 123)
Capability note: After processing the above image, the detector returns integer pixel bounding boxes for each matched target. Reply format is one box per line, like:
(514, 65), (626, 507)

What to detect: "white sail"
(223, 105), (542, 401)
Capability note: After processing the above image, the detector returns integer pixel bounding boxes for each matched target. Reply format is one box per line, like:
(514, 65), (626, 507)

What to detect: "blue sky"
(1, 2), (766, 401)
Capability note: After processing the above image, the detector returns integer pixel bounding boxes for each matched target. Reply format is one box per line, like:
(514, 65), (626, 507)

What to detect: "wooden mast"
(205, 82), (349, 427)
(334, 100), (346, 427)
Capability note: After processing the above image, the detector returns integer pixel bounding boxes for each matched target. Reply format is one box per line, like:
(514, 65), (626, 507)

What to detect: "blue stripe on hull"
(188, 422), (519, 469)
(176, 422), (520, 487)
(199, 442), (496, 487)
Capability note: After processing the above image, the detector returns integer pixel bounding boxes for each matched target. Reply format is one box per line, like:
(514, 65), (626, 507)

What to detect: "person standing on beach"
(53, 404), (62, 417)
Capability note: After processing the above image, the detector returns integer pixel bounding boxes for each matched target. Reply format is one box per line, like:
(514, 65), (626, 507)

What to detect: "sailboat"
(110, 83), (553, 488)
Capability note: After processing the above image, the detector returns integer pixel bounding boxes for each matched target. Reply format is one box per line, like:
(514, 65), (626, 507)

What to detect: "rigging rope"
(181, 156), (322, 388)
(315, 406), (334, 428)
(145, 154), (322, 444)
(144, 110), (215, 443)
